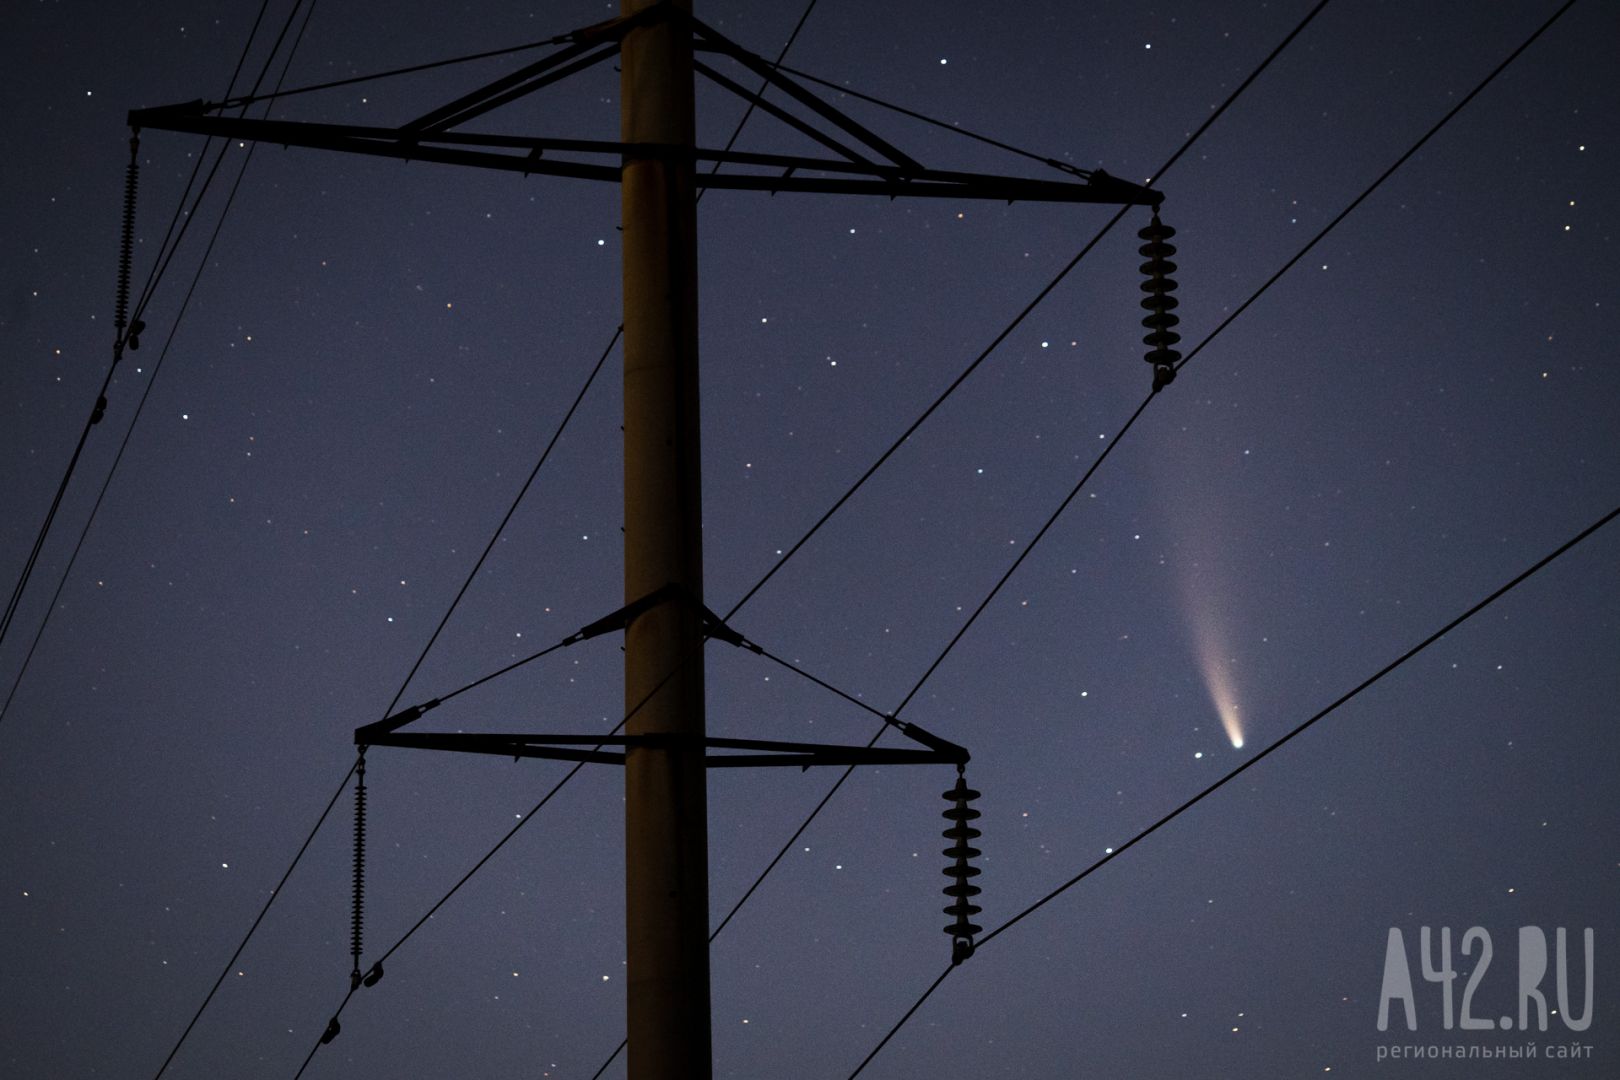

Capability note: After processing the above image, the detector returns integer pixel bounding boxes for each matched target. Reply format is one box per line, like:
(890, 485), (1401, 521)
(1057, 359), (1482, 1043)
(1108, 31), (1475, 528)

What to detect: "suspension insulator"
(115, 132), (140, 356)
(350, 753), (367, 989)
(941, 770), (982, 959)
(1137, 215), (1180, 391)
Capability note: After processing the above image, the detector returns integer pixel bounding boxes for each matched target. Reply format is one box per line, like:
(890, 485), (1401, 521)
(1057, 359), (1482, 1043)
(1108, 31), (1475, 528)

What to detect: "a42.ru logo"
(1377, 926), (1593, 1032)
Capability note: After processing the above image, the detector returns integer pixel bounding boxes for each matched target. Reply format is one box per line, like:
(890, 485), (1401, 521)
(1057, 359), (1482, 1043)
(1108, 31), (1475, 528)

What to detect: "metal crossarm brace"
(687, 14), (922, 172)
(127, 9), (1162, 209)
(363, 730), (968, 769)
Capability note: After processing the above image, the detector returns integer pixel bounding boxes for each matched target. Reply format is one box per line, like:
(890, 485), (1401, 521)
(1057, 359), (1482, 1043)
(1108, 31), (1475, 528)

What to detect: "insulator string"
(940, 766), (982, 962)
(349, 752), (366, 988)
(1137, 214), (1180, 391)
(114, 132), (140, 344)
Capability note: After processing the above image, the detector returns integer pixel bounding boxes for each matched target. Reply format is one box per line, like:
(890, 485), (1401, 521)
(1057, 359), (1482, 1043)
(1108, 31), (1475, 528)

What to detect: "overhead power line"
(147, 761), (357, 1080)
(1, 133), (269, 737)
(840, 6), (1587, 1071)
(220, 33), (575, 108)
(376, 327), (620, 719)
(290, 0), (1338, 1064)
(1175, 0), (1580, 377)
(716, 0), (1332, 624)
(765, 60), (1089, 178)
(274, 5), (829, 1076)
(146, 200), (610, 1080)
(254, 3), (1336, 1074)
(1, 0), (312, 738)
(848, 496), (1616, 1078)
(576, 4), (1335, 1077)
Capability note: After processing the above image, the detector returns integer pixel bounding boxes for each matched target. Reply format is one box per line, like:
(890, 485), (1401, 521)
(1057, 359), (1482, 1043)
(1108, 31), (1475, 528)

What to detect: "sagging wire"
(843, 4), (1587, 1072)
(0, 136), (143, 663)
(847, 498), (1619, 1079)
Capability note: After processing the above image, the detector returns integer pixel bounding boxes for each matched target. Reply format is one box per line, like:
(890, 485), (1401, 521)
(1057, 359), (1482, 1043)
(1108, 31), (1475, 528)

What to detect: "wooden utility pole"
(619, 2), (711, 1079)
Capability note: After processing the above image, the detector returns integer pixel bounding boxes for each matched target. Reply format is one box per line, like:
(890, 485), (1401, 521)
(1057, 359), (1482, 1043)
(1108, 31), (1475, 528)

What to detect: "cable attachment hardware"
(114, 132), (141, 359)
(941, 766), (982, 962)
(1137, 214), (1180, 391)
(349, 752), (367, 990)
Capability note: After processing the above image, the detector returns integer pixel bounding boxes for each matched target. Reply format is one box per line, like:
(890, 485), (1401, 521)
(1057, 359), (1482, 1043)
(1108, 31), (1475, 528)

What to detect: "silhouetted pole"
(619, 2), (711, 1079)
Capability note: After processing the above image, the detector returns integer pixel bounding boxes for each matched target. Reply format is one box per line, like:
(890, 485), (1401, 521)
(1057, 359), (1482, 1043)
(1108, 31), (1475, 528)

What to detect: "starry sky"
(3, 1), (1617, 1077)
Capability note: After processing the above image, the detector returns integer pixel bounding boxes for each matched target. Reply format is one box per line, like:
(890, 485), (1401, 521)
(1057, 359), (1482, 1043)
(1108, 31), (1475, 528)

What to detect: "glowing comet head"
(1163, 489), (1250, 751)
(1209, 686), (1244, 749)
(1194, 637), (1246, 750)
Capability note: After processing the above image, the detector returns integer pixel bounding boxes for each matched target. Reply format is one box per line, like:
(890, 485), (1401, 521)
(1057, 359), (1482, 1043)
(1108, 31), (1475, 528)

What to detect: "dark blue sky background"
(3, 1), (1616, 1077)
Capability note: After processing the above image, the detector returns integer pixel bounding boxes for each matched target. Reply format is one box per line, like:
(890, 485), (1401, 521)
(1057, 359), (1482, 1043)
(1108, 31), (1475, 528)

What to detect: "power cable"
(129, 0), (274, 321)
(847, 496), (1618, 1078)
(371, 1), (825, 711)
(130, 0), (311, 330)
(2, 0), (281, 718)
(1, 0), (279, 732)
(199, 0), (1520, 1064)
(359, 0), (819, 714)
(133, 6), (364, 1078)
(147, 135), (609, 1080)
(289, 653), (694, 1079)
(147, 762), (358, 1080)
(841, 6), (1587, 1070)
(702, 0), (819, 180)
(1, 0), (274, 657)
(266, 1), (1332, 1070)
(1, 128), (270, 736)
(1174, 0), (1579, 377)
(715, 0), (1331, 625)
(180, 42), (1330, 1070)
(752, 644), (890, 721)
(221, 33), (575, 108)
(277, 7), (830, 1077)
(575, 11), (1337, 1078)
(375, 326), (620, 719)
(765, 60), (1088, 178)
(889, 391), (1154, 718)
(587, 648), (884, 1080)
(644, 0), (1331, 982)
(583, 389), (1156, 1080)
(907, 0), (1578, 737)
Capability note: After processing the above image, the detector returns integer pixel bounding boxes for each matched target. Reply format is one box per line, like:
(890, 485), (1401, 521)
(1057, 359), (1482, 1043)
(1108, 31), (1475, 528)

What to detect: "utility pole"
(618, 3), (711, 1079)
(131, 15), (1162, 1074)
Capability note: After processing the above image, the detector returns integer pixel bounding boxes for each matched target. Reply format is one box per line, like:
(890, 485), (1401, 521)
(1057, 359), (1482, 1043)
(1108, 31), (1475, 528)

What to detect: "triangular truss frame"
(352, 584), (969, 769)
(129, 4), (1162, 208)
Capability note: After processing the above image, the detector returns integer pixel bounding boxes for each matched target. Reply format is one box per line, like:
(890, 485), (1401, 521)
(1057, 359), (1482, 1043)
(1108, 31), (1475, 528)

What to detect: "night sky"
(3, 2), (1617, 1077)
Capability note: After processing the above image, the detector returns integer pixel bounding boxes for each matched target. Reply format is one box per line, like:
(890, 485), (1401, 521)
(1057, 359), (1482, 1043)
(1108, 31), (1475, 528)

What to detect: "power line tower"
(131, 5), (1162, 1077)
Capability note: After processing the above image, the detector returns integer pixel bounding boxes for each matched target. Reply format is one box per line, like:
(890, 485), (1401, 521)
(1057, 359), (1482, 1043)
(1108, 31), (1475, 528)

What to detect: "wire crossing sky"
(2, 2), (1617, 1078)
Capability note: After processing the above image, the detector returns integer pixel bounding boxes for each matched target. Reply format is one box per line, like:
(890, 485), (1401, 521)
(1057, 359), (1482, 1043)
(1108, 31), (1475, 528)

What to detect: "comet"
(1197, 641), (1245, 749)
(1152, 454), (1251, 752)
(1186, 604), (1246, 750)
